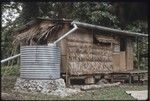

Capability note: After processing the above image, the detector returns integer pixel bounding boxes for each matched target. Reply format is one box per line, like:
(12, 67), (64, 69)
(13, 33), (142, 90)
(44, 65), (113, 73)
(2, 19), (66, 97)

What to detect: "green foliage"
(69, 2), (120, 28)
(1, 2), (22, 62)
(126, 20), (148, 33)
(126, 21), (148, 70)
(90, 3), (120, 28)
(2, 2), (22, 28)
(1, 65), (20, 76)
(1, 28), (13, 59)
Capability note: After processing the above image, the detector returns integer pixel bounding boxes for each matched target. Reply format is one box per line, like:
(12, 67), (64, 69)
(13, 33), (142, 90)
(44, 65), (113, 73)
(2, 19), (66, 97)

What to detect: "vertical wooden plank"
(126, 37), (134, 71)
(120, 52), (126, 71)
(57, 24), (70, 73)
(112, 53), (120, 72)
(137, 37), (140, 70)
(129, 74), (132, 84)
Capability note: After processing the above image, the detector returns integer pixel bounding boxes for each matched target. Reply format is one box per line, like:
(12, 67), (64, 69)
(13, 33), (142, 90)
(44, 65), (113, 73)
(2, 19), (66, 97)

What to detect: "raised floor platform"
(62, 70), (148, 86)
(110, 70), (148, 84)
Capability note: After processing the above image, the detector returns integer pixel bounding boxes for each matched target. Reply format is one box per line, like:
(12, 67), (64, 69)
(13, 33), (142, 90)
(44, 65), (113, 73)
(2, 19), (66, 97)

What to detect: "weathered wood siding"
(120, 51), (126, 71)
(57, 24), (70, 73)
(112, 52), (126, 72)
(112, 37), (127, 72)
(126, 38), (134, 70)
(112, 53), (120, 72)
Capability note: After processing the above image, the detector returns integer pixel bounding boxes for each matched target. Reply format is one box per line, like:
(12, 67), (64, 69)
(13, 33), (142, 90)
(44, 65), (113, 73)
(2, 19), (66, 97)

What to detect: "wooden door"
(112, 51), (126, 72)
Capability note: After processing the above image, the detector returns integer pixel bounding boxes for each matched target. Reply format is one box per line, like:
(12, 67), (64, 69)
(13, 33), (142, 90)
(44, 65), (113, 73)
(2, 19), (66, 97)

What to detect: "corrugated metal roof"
(71, 21), (148, 37)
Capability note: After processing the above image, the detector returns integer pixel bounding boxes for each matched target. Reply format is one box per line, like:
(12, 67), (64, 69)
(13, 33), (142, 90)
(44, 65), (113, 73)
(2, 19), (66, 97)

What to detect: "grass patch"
(1, 65), (20, 92)
(65, 85), (147, 100)
(1, 84), (147, 100)
(2, 91), (63, 100)
(1, 65), (20, 76)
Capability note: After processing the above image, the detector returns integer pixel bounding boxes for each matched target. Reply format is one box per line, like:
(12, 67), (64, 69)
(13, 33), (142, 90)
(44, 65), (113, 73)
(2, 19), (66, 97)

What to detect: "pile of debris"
(14, 78), (121, 97)
(71, 79), (120, 91)
(14, 78), (81, 97)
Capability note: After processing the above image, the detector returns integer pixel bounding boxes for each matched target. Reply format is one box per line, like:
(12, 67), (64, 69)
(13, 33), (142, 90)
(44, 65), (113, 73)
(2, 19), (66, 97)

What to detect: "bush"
(1, 65), (20, 77)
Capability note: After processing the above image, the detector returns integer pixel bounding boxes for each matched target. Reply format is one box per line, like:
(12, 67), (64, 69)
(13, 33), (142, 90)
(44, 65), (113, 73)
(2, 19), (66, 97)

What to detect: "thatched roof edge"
(14, 17), (72, 34)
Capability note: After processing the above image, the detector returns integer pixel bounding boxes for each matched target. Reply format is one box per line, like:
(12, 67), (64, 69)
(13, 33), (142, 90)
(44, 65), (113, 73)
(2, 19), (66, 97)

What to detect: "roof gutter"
(72, 21), (148, 37)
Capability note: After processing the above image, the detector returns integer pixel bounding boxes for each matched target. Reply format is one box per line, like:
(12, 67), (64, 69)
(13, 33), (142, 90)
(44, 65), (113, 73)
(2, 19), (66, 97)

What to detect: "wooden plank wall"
(126, 37), (134, 71)
(57, 24), (70, 73)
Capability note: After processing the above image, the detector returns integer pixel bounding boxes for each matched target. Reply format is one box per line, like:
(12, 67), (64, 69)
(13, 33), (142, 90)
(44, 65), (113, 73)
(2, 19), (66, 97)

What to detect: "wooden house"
(14, 18), (147, 84)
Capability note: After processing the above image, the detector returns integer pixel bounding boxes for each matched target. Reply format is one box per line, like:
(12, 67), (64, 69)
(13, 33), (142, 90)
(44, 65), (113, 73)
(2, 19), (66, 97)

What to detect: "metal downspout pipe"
(53, 24), (78, 44)
(1, 54), (21, 63)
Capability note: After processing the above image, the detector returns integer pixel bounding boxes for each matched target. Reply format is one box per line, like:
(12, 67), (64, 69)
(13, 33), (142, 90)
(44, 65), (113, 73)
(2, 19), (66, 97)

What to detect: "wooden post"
(67, 76), (71, 86)
(66, 72), (68, 86)
(111, 73), (114, 83)
(138, 74), (140, 84)
(129, 74), (132, 84)
(65, 37), (70, 86)
(137, 37), (140, 70)
(66, 58), (70, 86)
(66, 68), (71, 86)
(85, 76), (95, 84)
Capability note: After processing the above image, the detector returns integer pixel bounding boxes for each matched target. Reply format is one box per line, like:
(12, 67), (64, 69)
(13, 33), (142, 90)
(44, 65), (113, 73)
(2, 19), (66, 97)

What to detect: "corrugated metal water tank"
(20, 44), (60, 79)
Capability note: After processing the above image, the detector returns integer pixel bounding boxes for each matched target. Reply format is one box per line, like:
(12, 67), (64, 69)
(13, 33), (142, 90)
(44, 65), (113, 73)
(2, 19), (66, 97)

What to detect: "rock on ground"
(126, 90), (148, 100)
(14, 78), (66, 94)
(70, 82), (121, 91)
(49, 88), (81, 97)
(96, 79), (109, 85)
(14, 77), (81, 97)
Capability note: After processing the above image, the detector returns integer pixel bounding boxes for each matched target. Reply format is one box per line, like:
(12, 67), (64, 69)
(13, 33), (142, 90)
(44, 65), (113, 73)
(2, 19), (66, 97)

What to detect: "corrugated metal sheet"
(20, 45), (60, 79)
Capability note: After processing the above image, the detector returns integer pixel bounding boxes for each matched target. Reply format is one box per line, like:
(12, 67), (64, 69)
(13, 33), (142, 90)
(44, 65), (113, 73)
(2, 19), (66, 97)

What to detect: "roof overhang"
(71, 21), (148, 37)
(15, 18), (148, 38)
(14, 17), (72, 33)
